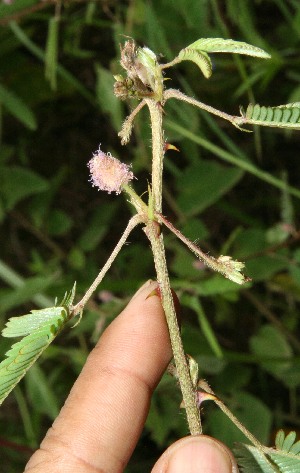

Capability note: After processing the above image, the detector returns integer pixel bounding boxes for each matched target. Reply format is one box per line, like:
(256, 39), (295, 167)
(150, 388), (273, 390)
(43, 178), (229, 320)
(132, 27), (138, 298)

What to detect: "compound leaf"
(0, 285), (76, 406)
(234, 444), (276, 473)
(173, 37), (270, 79)
(243, 103), (300, 129)
(235, 432), (300, 473)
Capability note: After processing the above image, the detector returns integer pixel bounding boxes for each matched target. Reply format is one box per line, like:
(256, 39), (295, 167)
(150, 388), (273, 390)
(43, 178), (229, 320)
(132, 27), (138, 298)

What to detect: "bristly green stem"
(146, 222), (202, 435)
(145, 98), (201, 435)
(145, 99), (164, 214)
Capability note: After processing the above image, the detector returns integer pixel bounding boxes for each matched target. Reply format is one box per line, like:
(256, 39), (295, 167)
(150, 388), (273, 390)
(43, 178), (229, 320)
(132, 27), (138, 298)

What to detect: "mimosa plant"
(1, 36), (300, 472)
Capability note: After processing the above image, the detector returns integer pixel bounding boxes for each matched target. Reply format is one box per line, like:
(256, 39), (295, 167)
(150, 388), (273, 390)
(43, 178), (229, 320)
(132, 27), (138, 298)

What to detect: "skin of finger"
(25, 280), (172, 473)
(151, 436), (239, 473)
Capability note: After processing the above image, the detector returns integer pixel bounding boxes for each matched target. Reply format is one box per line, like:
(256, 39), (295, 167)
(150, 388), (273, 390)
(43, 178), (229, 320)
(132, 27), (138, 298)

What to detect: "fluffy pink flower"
(88, 148), (134, 194)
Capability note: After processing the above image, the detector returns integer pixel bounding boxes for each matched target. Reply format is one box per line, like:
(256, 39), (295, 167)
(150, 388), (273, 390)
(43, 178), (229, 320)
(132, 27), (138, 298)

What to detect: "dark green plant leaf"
(25, 363), (59, 419)
(95, 65), (124, 131)
(10, 21), (94, 104)
(0, 82), (37, 130)
(176, 160), (243, 216)
(47, 209), (73, 236)
(250, 325), (292, 380)
(0, 166), (48, 211)
(0, 275), (55, 314)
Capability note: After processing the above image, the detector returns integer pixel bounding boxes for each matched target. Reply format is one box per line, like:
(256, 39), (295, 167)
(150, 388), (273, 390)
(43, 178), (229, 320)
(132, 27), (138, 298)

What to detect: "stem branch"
(119, 100), (146, 145)
(72, 215), (141, 316)
(164, 89), (244, 129)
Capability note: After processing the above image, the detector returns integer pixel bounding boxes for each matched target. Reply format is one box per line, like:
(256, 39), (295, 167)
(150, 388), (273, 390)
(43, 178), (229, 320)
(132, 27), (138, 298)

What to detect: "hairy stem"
(119, 100), (146, 145)
(145, 99), (164, 213)
(146, 222), (201, 435)
(199, 380), (270, 455)
(164, 89), (243, 128)
(145, 98), (201, 434)
(72, 215), (141, 316)
(157, 213), (248, 285)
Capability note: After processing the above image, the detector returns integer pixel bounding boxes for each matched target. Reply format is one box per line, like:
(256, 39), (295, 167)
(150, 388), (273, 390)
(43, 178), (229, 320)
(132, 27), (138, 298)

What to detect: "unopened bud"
(88, 148), (134, 194)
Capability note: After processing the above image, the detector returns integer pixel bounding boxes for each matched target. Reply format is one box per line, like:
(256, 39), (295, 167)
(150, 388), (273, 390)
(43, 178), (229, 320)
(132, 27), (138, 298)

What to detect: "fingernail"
(154, 436), (238, 473)
(131, 280), (155, 300)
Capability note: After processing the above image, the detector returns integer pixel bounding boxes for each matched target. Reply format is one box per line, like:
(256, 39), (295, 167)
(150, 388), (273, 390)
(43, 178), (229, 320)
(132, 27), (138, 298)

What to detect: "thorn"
(196, 390), (218, 407)
(146, 287), (160, 300)
(146, 285), (181, 324)
(164, 142), (180, 153)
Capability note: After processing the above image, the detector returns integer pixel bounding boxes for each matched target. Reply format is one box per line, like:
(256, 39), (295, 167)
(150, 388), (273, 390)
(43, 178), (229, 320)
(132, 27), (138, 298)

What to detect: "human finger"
(25, 280), (172, 473)
(151, 435), (239, 473)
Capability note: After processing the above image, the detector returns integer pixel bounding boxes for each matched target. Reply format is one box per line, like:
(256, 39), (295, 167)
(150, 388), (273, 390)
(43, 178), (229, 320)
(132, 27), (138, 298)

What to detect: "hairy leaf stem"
(164, 89), (244, 128)
(145, 99), (201, 434)
(72, 215), (141, 316)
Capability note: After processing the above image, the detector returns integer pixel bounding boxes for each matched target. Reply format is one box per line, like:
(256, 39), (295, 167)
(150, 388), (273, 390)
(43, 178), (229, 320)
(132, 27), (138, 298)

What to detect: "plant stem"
(199, 380), (269, 454)
(145, 98), (201, 435)
(145, 99), (164, 213)
(72, 215), (141, 316)
(157, 213), (248, 285)
(119, 99), (146, 145)
(146, 223), (201, 435)
(164, 89), (241, 126)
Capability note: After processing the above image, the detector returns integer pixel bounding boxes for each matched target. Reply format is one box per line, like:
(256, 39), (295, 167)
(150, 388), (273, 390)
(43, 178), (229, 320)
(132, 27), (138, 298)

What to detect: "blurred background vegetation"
(1, 0), (300, 471)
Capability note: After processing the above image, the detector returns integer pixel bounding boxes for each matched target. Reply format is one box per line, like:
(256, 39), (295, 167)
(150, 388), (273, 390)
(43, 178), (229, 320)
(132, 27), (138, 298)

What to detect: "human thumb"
(151, 435), (239, 473)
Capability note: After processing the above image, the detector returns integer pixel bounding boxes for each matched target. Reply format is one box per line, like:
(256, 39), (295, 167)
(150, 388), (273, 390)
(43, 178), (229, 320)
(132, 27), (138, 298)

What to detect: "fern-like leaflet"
(275, 430), (300, 455)
(170, 38), (270, 79)
(234, 430), (300, 472)
(242, 103), (300, 129)
(0, 284), (76, 405)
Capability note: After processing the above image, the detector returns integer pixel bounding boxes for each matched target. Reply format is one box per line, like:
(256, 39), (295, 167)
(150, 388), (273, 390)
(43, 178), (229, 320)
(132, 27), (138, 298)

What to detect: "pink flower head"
(88, 147), (134, 194)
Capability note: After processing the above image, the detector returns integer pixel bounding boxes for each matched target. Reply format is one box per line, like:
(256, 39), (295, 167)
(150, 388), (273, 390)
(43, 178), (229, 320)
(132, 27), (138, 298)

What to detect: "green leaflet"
(245, 103), (300, 128)
(187, 38), (271, 59)
(0, 285), (76, 406)
(275, 430), (300, 456)
(2, 307), (68, 338)
(174, 37), (270, 79)
(234, 432), (300, 472)
(177, 48), (212, 78)
(234, 444), (275, 473)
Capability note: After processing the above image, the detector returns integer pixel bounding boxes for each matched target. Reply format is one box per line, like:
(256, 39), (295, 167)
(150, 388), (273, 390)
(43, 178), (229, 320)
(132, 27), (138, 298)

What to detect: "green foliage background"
(1, 0), (300, 470)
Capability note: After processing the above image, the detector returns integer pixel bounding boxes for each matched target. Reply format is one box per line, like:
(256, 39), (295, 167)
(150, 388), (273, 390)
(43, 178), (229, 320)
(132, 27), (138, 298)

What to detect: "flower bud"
(88, 148), (134, 194)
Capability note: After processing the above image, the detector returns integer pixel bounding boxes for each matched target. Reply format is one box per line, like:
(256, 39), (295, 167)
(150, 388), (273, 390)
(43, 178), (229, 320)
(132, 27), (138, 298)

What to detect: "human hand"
(25, 280), (238, 472)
